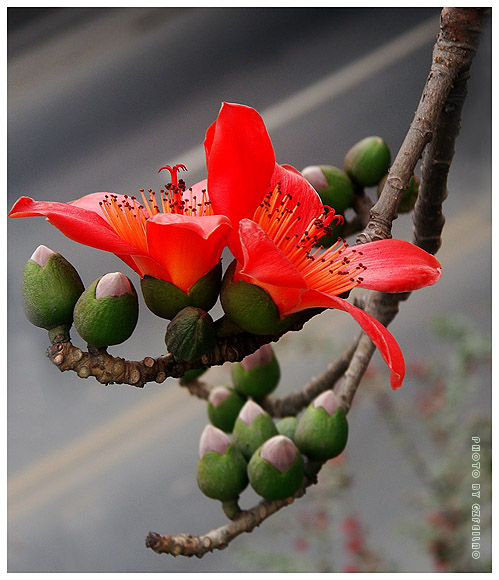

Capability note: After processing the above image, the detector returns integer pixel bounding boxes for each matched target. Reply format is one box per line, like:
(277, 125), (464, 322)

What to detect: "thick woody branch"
(358, 7), (488, 244)
(340, 7), (488, 411)
(412, 34), (478, 253)
(46, 310), (319, 388)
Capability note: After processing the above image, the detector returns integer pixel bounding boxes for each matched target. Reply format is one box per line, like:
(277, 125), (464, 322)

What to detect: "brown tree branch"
(180, 340), (358, 417)
(338, 7), (488, 411)
(143, 9), (489, 559)
(357, 7), (488, 244)
(46, 310), (320, 388)
(145, 460), (323, 557)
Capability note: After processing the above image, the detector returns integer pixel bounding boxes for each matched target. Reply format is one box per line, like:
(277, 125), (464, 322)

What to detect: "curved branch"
(180, 340), (358, 416)
(145, 460), (322, 557)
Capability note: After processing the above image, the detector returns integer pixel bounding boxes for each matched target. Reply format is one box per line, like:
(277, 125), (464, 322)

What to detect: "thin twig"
(145, 460), (323, 557)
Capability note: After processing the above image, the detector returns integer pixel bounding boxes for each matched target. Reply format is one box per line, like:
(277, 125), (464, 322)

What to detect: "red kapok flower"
(206, 103), (442, 389)
(9, 165), (231, 294)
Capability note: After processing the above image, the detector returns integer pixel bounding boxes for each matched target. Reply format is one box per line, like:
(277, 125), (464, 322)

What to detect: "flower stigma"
(98, 164), (213, 252)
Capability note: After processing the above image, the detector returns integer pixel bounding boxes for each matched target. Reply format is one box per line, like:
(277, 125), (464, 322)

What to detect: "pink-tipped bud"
(238, 400), (265, 426)
(241, 343), (274, 371)
(95, 272), (132, 299)
(313, 390), (341, 416)
(199, 424), (230, 458)
(208, 386), (232, 408)
(30, 244), (55, 267)
(301, 165), (329, 190)
(259, 435), (298, 473)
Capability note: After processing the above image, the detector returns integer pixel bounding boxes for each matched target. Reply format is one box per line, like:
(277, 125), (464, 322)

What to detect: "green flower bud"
(276, 416), (299, 441)
(196, 425), (248, 501)
(302, 165), (355, 213)
(377, 174), (420, 214)
(73, 272), (138, 347)
(179, 366), (208, 384)
(231, 344), (280, 398)
(21, 245), (84, 331)
(248, 435), (305, 500)
(165, 306), (216, 363)
(220, 260), (301, 336)
(294, 391), (348, 462)
(344, 136), (391, 187)
(141, 262), (222, 320)
(207, 386), (247, 433)
(231, 400), (278, 461)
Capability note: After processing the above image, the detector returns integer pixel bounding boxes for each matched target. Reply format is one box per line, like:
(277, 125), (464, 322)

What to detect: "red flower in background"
(205, 102), (442, 389)
(9, 165), (231, 293)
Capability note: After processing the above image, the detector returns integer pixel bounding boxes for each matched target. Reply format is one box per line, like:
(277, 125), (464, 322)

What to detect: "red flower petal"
(9, 196), (143, 256)
(270, 163), (325, 240)
(287, 290), (405, 389)
(205, 103), (275, 260)
(355, 239), (442, 292)
(146, 213), (231, 292)
(237, 219), (307, 289)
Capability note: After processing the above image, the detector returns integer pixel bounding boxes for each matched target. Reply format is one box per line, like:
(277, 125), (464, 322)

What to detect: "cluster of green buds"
(198, 399), (305, 503)
(302, 135), (419, 246)
(206, 344), (280, 433)
(197, 345), (349, 507)
(21, 245), (139, 348)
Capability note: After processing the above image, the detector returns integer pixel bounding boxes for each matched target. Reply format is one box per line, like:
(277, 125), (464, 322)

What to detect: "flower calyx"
(141, 262), (222, 320)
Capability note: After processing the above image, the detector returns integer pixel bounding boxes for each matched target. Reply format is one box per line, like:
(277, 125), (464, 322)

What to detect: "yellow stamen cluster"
(98, 166), (212, 250)
(253, 183), (367, 296)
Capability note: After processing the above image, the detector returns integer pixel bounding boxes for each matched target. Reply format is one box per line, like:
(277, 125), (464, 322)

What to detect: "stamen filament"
(251, 181), (366, 297)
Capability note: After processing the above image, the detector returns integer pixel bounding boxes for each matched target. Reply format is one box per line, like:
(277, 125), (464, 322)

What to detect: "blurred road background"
(8, 7), (491, 573)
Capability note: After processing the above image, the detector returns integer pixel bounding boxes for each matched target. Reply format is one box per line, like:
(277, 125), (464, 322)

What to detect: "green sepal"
(221, 260), (298, 336)
(165, 306), (216, 363)
(314, 165), (355, 213)
(196, 445), (249, 501)
(207, 387), (247, 433)
(248, 438), (305, 500)
(141, 262), (222, 320)
(294, 404), (348, 462)
(179, 366), (208, 385)
(73, 276), (138, 347)
(231, 411), (278, 461)
(22, 252), (84, 330)
(344, 136), (391, 187)
(231, 355), (280, 399)
(276, 416), (299, 441)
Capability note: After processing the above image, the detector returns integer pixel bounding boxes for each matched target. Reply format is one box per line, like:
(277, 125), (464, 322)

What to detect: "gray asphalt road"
(8, 8), (491, 572)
